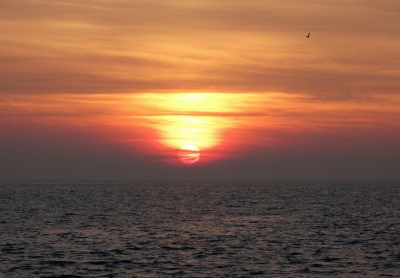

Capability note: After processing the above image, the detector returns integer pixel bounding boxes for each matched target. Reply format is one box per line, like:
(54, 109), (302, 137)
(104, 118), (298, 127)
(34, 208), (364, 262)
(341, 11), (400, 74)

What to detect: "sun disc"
(178, 144), (200, 164)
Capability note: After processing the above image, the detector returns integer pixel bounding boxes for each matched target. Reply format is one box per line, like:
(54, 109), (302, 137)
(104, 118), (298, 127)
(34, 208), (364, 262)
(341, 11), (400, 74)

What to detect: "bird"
(306, 32), (310, 38)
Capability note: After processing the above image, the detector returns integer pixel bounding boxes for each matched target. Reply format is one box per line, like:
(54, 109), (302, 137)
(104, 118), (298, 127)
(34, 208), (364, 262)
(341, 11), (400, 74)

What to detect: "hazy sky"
(1, 0), (399, 181)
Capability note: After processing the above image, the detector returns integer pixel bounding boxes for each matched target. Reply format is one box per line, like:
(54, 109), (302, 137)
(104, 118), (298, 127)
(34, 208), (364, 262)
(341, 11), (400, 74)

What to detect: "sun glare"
(128, 93), (246, 152)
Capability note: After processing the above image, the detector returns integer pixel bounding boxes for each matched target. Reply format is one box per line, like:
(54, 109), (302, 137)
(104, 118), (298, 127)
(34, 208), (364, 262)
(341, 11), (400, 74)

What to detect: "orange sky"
(1, 1), (399, 180)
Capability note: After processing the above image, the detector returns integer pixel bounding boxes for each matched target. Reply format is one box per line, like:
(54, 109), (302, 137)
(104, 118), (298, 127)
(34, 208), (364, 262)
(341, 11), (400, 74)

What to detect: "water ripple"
(0, 181), (399, 277)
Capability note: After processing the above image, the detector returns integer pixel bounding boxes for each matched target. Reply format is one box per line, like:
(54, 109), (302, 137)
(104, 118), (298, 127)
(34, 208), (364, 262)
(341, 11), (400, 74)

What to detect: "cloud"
(0, 0), (399, 100)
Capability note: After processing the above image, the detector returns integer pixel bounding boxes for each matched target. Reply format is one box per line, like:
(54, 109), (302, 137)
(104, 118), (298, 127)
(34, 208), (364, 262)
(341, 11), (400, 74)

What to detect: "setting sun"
(178, 144), (200, 165)
(0, 0), (399, 181)
(1, 2), (400, 275)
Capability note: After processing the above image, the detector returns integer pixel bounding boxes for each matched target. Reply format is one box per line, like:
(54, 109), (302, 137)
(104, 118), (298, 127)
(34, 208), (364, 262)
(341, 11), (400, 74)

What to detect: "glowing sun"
(178, 144), (200, 164)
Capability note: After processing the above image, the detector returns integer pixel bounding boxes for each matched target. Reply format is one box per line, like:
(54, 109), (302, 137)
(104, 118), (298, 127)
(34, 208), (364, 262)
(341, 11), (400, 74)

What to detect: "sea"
(0, 181), (399, 277)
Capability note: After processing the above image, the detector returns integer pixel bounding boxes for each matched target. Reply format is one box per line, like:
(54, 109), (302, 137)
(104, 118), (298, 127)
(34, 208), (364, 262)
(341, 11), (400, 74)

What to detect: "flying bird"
(306, 32), (310, 38)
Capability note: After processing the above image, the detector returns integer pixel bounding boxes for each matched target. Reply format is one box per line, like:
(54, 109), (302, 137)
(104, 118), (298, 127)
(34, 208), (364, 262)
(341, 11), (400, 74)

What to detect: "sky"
(1, 0), (400, 181)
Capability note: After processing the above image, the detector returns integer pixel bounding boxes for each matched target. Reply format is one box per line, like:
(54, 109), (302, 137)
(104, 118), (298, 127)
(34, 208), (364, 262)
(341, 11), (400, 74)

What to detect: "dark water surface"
(1, 181), (399, 277)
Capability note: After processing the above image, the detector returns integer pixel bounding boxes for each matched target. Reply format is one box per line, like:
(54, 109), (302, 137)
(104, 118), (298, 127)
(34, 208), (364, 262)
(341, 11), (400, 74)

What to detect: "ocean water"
(0, 181), (399, 277)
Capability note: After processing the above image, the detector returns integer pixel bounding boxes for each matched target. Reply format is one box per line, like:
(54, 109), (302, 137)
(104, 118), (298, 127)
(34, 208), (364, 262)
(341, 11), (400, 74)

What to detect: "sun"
(178, 144), (200, 165)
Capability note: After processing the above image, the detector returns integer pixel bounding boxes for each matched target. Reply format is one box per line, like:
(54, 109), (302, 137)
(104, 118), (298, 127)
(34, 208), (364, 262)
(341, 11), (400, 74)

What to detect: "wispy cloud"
(1, 0), (399, 99)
